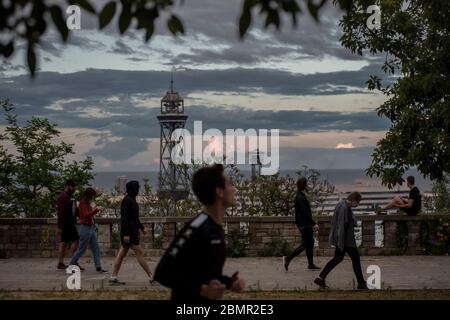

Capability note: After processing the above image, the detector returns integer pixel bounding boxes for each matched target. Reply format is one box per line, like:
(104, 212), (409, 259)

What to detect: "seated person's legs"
(382, 195), (406, 211)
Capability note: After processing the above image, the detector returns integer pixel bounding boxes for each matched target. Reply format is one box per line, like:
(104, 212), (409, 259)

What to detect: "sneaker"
(375, 205), (387, 215)
(357, 282), (369, 290)
(314, 277), (329, 289)
(109, 277), (126, 285)
(96, 267), (108, 273)
(282, 256), (290, 271)
(57, 262), (67, 270)
(75, 263), (85, 271)
(308, 264), (321, 270)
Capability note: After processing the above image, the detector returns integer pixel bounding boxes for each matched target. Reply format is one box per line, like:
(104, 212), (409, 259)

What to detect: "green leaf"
(145, 24), (155, 42)
(265, 11), (280, 29)
(99, 1), (117, 29)
(307, 1), (319, 22)
(50, 6), (69, 42)
(1, 42), (14, 58)
(239, 10), (251, 38)
(69, 0), (96, 14)
(27, 45), (36, 77)
(119, 8), (132, 34)
(167, 15), (184, 35)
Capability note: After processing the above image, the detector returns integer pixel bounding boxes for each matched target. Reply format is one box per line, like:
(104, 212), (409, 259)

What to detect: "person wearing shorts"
(109, 181), (153, 284)
(56, 179), (80, 270)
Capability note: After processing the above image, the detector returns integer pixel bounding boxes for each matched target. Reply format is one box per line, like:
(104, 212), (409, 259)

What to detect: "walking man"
(109, 181), (153, 284)
(283, 177), (320, 271)
(56, 179), (80, 270)
(314, 192), (368, 289)
(153, 164), (245, 301)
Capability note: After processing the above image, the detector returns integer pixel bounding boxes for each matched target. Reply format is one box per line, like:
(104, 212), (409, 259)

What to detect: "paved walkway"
(1, 256), (449, 291)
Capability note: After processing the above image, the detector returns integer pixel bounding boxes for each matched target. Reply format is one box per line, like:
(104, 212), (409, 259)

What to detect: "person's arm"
(219, 275), (233, 289)
(335, 204), (347, 251)
(153, 226), (203, 296)
(138, 216), (145, 231)
(305, 198), (316, 226)
(79, 202), (99, 219)
(56, 194), (65, 229)
(220, 272), (244, 292)
(120, 199), (131, 236)
(400, 190), (415, 208)
(399, 199), (414, 208)
(295, 195), (310, 225)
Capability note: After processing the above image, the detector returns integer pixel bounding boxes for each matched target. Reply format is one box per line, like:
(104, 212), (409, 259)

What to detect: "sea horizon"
(91, 168), (433, 193)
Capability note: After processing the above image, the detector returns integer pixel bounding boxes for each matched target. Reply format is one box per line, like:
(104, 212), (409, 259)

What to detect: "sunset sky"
(0, 0), (392, 172)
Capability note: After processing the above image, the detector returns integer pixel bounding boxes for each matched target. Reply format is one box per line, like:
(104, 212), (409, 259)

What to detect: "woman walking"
(69, 187), (107, 272)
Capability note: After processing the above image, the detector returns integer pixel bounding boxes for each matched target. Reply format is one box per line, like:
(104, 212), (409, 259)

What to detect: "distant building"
(116, 176), (127, 194)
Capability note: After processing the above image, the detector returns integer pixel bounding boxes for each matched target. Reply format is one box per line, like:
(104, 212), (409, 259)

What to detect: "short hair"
(192, 164), (226, 206)
(82, 187), (97, 201)
(347, 192), (362, 202)
(65, 179), (76, 187)
(406, 176), (415, 185)
(296, 177), (308, 191)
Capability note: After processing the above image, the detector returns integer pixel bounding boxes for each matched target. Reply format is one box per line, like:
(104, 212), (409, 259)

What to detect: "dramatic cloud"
(0, 0), (391, 170)
(88, 136), (149, 161)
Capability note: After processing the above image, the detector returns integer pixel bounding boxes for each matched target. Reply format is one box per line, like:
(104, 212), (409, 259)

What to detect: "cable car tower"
(157, 71), (189, 201)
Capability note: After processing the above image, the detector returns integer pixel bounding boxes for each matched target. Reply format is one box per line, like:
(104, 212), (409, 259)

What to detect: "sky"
(0, 0), (392, 172)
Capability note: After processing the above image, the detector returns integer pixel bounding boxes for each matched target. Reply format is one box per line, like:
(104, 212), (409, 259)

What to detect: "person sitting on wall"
(377, 176), (422, 216)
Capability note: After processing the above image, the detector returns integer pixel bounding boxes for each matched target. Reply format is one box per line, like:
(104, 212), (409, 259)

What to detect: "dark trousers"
(319, 246), (365, 284)
(287, 226), (315, 266)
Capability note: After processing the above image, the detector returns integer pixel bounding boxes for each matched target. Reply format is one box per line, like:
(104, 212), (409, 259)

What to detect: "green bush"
(395, 221), (408, 253)
(259, 238), (293, 257)
(226, 228), (250, 258)
(419, 219), (450, 255)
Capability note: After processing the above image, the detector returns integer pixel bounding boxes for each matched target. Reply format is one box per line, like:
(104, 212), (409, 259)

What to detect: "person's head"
(296, 177), (308, 192)
(192, 164), (236, 209)
(406, 176), (415, 188)
(64, 179), (76, 194)
(126, 181), (140, 198)
(346, 192), (362, 208)
(82, 187), (97, 202)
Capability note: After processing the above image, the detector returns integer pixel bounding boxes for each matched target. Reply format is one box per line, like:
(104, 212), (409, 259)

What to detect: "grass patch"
(1, 289), (450, 300)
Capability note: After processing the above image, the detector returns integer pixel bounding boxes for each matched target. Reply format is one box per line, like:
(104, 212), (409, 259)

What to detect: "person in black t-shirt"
(380, 176), (422, 215)
(153, 164), (245, 301)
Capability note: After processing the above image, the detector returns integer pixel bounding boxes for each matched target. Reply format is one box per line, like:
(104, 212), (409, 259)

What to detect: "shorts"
(400, 207), (419, 216)
(61, 225), (80, 243)
(121, 234), (140, 248)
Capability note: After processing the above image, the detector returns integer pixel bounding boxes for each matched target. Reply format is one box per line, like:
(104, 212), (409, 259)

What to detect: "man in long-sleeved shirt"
(56, 179), (79, 270)
(154, 164), (245, 301)
(109, 181), (153, 284)
(283, 177), (320, 271)
(314, 192), (367, 290)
